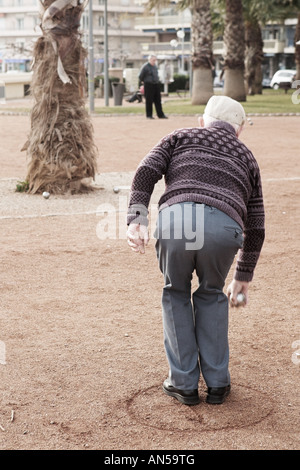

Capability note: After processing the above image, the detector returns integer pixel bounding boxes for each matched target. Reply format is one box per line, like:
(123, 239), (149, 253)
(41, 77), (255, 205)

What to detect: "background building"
(82, 0), (155, 74)
(134, 4), (297, 81)
(0, 0), (155, 74)
(0, 0), (297, 95)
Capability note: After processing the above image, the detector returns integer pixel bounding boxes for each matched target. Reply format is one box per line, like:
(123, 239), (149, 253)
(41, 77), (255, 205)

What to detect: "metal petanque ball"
(236, 293), (246, 305)
(42, 191), (50, 199)
(113, 187), (120, 193)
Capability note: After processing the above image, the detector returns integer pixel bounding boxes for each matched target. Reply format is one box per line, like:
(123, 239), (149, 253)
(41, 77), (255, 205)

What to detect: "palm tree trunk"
(23, 0), (98, 194)
(295, 13), (300, 81)
(223, 0), (246, 101)
(191, 0), (214, 105)
(245, 19), (264, 95)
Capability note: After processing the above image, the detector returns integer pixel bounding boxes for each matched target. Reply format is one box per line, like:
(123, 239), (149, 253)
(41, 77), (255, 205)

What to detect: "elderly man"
(127, 96), (265, 405)
(139, 55), (167, 120)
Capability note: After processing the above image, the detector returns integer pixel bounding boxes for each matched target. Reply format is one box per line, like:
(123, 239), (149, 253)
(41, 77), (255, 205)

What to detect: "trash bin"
(112, 82), (125, 106)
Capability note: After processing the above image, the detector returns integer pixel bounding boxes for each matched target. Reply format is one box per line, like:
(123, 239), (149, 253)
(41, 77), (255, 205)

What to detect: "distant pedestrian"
(139, 55), (168, 120)
(126, 85), (144, 103)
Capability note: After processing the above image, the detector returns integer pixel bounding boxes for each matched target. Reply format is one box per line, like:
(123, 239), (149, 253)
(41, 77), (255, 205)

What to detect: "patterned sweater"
(128, 121), (265, 282)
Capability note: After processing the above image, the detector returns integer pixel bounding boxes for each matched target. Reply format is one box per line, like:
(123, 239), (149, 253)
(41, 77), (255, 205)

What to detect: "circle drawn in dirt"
(126, 383), (274, 432)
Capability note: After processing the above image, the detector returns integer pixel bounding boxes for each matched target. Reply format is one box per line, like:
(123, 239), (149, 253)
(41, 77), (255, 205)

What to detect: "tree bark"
(223, 0), (246, 101)
(191, 0), (214, 105)
(23, 0), (98, 195)
(192, 68), (214, 104)
(245, 20), (264, 95)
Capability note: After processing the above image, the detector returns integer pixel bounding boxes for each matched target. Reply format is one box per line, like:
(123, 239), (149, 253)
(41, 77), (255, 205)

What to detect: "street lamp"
(176, 29), (185, 74)
(170, 39), (178, 49)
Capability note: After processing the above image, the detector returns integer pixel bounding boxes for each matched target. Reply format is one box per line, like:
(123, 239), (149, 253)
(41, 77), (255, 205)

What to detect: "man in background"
(139, 55), (168, 120)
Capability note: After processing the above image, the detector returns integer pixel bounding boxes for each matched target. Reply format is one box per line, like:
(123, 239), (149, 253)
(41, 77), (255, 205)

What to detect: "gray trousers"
(155, 203), (244, 390)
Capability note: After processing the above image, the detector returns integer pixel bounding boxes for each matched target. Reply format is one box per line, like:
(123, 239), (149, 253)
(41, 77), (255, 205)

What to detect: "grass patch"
(242, 89), (299, 114)
(1, 89), (299, 116)
(94, 105), (144, 115)
(15, 180), (29, 192)
(94, 89), (299, 116)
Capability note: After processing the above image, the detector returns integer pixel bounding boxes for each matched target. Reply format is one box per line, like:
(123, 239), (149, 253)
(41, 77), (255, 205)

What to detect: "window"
(17, 18), (24, 30)
(99, 15), (104, 27)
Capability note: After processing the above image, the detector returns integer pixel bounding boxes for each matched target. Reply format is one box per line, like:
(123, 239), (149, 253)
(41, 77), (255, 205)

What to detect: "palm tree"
(147, 0), (214, 105)
(23, 0), (98, 194)
(211, 0), (265, 96)
(242, 0), (271, 96)
(214, 0), (300, 95)
(190, 0), (214, 104)
(223, 0), (246, 101)
(244, 19), (264, 95)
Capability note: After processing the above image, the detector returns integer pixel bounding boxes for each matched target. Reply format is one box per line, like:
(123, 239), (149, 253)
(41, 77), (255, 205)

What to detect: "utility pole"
(88, 0), (94, 112)
(104, 0), (109, 106)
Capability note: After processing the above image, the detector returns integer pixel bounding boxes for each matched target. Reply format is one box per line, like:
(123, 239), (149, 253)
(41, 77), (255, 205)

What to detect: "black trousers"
(144, 82), (164, 118)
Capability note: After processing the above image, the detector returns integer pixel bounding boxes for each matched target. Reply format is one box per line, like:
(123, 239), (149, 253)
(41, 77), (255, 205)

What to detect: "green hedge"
(92, 75), (120, 97)
(94, 75), (120, 88)
(167, 74), (189, 92)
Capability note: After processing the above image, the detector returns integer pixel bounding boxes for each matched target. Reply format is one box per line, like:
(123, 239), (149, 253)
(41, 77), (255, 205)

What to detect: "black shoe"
(162, 379), (200, 405)
(206, 385), (231, 404)
(147, 116), (155, 119)
(159, 115), (168, 119)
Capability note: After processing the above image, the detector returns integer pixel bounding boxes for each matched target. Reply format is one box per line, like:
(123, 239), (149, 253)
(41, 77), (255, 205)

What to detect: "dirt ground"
(0, 101), (299, 451)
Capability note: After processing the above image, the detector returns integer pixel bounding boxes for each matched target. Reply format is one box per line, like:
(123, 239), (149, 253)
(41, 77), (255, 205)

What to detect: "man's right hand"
(127, 223), (149, 254)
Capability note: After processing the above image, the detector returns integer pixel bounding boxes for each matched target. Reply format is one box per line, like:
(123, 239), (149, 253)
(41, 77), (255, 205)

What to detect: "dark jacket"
(139, 62), (160, 84)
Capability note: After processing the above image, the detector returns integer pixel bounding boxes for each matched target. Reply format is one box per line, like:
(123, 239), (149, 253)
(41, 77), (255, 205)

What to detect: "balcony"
(0, 29), (41, 38)
(284, 45), (296, 54)
(213, 41), (225, 55)
(135, 13), (191, 31)
(141, 41), (191, 58)
(0, 6), (38, 13)
(140, 38), (291, 59)
(263, 39), (285, 54)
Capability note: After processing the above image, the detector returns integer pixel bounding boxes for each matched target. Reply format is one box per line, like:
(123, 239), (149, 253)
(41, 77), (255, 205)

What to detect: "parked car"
(270, 69), (296, 90)
(262, 77), (271, 88)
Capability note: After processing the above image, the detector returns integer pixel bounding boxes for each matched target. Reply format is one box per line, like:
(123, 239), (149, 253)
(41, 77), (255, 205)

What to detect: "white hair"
(203, 114), (241, 134)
